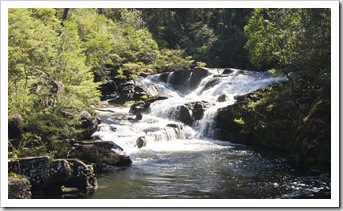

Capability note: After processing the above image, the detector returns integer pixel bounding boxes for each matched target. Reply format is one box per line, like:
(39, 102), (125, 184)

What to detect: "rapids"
(90, 68), (330, 199)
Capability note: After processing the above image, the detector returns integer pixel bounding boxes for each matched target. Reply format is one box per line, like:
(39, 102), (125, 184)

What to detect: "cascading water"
(90, 68), (330, 199)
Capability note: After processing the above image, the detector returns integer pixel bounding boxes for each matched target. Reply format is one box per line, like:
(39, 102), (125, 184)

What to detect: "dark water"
(90, 143), (330, 199)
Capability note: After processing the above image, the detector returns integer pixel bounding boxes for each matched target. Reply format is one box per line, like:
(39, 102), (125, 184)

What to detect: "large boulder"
(70, 141), (132, 173)
(8, 176), (32, 199)
(174, 101), (211, 126)
(8, 156), (50, 191)
(188, 67), (210, 90)
(165, 67), (210, 93)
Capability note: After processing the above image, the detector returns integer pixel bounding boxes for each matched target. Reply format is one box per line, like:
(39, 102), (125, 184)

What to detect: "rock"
(217, 94), (228, 102)
(222, 68), (235, 74)
(178, 105), (193, 126)
(70, 143), (131, 173)
(8, 156), (98, 198)
(188, 67), (210, 90)
(136, 136), (147, 148)
(174, 101), (211, 126)
(129, 95), (168, 115)
(100, 78), (119, 101)
(79, 111), (101, 140)
(64, 159), (97, 190)
(8, 176), (32, 199)
(200, 77), (223, 94)
(135, 113), (143, 121)
(50, 159), (72, 183)
(167, 68), (192, 91)
(8, 114), (23, 146)
(109, 125), (117, 132)
(51, 81), (65, 95)
(8, 156), (50, 191)
(158, 72), (171, 83)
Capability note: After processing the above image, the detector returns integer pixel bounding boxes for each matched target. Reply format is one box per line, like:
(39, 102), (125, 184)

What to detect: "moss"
(8, 172), (25, 179)
(233, 117), (245, 125)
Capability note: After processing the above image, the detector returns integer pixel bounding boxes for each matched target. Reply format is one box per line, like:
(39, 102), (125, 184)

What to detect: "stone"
(8, 156), (50, 191)
(217, 94), (228, 102)
(79, 111), (101, 140)
(70, 143), (131, 173)
(64, 159), (97, 190)
(222, 68), (235, 74)
(188, 67), (210, 90)
(8, 114), (23, 146)
(200, 77), (222, 94)
(50, 159), (72, 183)
(174, 101), (211, 126)
(129, 95), (168, 115)
(8, 176), (32, 199)
(136, 136), (147, 148)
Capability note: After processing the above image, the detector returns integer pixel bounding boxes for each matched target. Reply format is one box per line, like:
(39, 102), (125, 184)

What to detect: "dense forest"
(8, 8), (331, 199)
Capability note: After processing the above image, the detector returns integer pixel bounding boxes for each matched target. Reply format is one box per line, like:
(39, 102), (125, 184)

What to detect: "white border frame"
(1, 1), (340, 208)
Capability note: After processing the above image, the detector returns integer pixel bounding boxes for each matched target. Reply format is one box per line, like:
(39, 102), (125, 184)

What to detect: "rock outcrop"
(8, 156), (97, 198)
(8, 176), (32, 199)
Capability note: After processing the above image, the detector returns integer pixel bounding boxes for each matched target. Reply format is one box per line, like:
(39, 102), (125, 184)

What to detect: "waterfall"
(94, 68), (285, 155)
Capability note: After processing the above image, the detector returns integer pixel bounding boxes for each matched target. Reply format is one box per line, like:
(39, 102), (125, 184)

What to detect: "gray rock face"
(8, 177), (32, 199)
(8, 156), (50, 191)
(8, 156), (98, 198)
(50, 159), (72, 183)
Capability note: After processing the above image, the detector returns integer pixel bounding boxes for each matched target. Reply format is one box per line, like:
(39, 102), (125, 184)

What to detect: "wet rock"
(200, 77), (222, 94)
(188, 67), (210, 90)
(136, 136), (147, 149)
(222, 68), (235, 74)
(167, 68), (192, 91)
(217, 94), (228, 102)
(178, 105), (193, 126)
(175, 101), (211, 126)
(109, 125), (117, 132)
(8, 176), (32, 199)
(129, 95), (169, 115)
(158, 72), (171, 83)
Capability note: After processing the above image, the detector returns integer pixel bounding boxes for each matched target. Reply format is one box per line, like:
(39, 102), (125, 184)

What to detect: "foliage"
(243, 8), (331, 172)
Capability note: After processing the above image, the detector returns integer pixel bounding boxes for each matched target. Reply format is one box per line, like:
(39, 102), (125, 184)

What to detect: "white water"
(93, 68), (285, 157)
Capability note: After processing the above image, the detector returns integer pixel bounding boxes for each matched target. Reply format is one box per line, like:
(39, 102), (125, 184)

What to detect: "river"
(89, 68), (330, 199)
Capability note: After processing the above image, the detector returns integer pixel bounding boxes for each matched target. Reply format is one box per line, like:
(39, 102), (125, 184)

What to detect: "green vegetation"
(242, 8), (331, 172)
